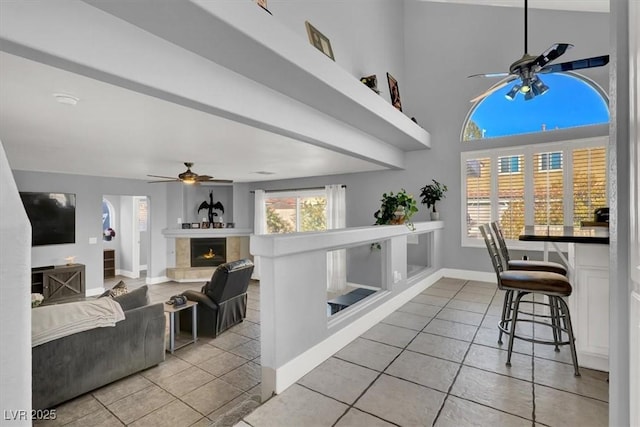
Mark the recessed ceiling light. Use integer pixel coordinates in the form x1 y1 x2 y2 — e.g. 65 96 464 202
52 93 79 106
254 171 276 175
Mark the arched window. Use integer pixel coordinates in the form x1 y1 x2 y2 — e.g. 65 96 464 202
463 73 609 140
461 73 609 245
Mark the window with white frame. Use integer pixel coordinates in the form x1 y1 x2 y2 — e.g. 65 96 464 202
263 189 327 234
461 137 608 245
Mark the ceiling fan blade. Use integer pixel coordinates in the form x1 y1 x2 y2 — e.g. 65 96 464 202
468 72 510 79
147 179 180 183
209 179 233 184
195 175 213 181
470 76 517 103
533 43 573 68
147 174 178 180
539 55 610 74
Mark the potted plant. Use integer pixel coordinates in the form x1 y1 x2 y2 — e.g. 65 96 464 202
374 189 419 229
419 179 448 220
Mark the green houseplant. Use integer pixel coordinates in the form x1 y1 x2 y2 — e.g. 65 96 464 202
419 179 448 220
374 189 419 228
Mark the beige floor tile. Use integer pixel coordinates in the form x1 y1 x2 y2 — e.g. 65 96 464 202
412 294 451 307
386 350 459 392
229 339 260 360
335 337 403 371
92 374 153 406
533 342 577 365
398 301 442 317
39 394 104 426
381 311 432 331
355 374 445 426
454 291 494 304
245 308 260 323
107 385 174 424
407 332 470 363
199 351 249 377
461 284 498 296
533 358 609 402
230 322 260 339
153 366 215 397
424 318 478 342
298 357 379 404
435 395 531 427
446 299 489 314
422 287 458 298
173 342 224 365
464 280 496 289
450 366 533 420
129 399 202 427
219 362 261 391
63 406 124 427
335 408 396 426
206 331 251 350
463 344 532 381
433 280 466 291
208 396 261 427
361 323 419 348
535 384 608 427
244 384 348 427
140 355 192 382
473 327 533 355
207 392 260 422
436 307 484 326
480 314 503 330
182 378 245 415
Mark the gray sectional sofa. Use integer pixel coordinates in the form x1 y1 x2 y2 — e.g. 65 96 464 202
32 285 166 410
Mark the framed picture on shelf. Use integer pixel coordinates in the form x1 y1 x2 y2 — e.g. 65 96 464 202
191 223 201 229
387 73 402 112
305 21 334 60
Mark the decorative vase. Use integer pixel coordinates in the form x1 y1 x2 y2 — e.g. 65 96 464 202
430 211 440 221
391 207 406 225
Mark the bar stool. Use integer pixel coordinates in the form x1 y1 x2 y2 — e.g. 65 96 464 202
491 222 567 275
479 224 580 376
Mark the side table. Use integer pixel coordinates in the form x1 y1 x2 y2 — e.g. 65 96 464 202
164 300 198 353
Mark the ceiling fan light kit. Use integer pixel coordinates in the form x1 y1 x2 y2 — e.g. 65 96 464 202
470 0 609 103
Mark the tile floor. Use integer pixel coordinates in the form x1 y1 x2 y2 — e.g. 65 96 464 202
36 276 608 427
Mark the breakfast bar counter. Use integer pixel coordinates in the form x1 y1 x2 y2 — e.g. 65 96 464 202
519 225 610 371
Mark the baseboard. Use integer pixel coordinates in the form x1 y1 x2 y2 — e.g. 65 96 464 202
439 268 495 283
264 268 445 398
146 275 170 285
116 269 136 278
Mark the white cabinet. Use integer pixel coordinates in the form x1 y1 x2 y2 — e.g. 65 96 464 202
568 243 610 371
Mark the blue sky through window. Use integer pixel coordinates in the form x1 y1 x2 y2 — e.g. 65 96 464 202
468 73 609 139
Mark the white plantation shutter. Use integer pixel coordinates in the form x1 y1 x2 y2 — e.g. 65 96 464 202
572 147 607 226
462 139 607 246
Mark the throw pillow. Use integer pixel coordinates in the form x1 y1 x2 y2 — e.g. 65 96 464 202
113 285 149 311
111 280 128 297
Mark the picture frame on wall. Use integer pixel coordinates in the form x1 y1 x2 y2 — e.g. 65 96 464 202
305 21 335 60
387 73 403 112
255 0 272 14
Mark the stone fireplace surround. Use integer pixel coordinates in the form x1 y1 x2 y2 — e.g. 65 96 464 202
163 229 251 282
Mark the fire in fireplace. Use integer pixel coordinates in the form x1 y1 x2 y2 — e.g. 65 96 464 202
190 238 226 267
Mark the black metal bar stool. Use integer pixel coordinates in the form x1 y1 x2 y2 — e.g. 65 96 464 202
480 224 580 376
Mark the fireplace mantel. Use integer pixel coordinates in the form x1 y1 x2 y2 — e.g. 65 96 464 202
162 228 252 238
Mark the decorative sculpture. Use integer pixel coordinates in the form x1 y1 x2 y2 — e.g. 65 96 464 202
198 191 225 224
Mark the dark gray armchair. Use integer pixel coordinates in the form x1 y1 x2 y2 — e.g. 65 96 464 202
179 259 254 337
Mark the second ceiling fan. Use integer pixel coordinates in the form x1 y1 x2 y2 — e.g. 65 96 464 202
469 0 609 103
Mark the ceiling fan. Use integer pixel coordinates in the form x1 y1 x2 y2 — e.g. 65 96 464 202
469 0 609 103
147 162 232 184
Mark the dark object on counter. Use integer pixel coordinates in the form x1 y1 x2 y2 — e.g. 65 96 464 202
594 207 609 223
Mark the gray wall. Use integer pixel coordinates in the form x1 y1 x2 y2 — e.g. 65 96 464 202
238 2 609 274
12 170 168 293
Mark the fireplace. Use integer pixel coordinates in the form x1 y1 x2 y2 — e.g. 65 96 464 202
190 238 226 267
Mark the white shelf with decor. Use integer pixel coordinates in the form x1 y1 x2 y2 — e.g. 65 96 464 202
87 0 431 151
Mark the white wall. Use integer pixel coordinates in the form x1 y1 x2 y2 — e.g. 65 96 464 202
237 3 610 276
269 0 407 109
0 141 31 424
12 170 169 292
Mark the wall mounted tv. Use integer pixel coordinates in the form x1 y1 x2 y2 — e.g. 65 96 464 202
19 192 76 246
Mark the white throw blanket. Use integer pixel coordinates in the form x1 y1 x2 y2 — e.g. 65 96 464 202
32 298 125 347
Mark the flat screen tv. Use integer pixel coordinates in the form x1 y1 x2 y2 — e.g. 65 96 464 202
19 192 76 246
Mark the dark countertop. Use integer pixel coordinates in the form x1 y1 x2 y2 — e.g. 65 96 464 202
519 225 610 244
